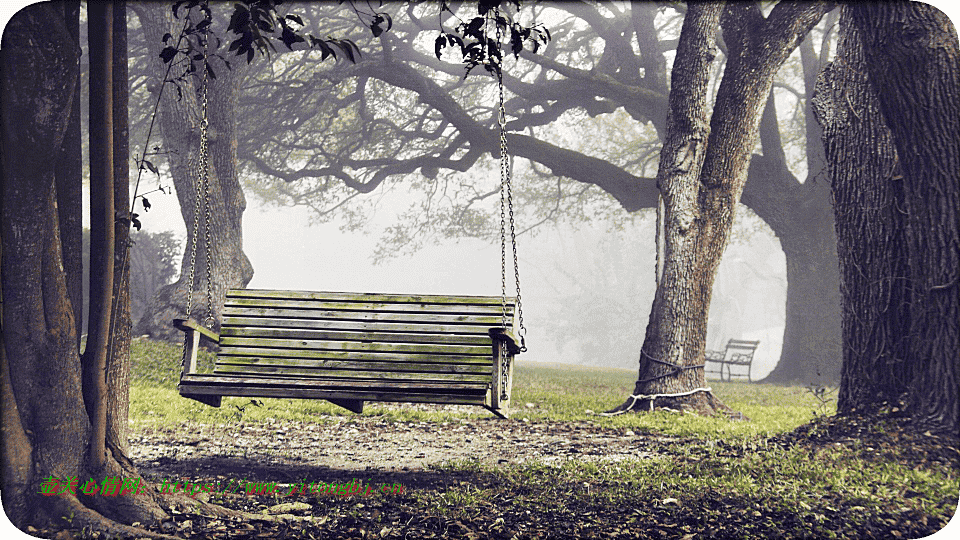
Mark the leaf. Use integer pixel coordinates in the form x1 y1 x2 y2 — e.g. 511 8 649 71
131 213 142 231
285 14 304 26
142 197 151 211
143 159 159 175
435 35 446 59
159 46 179 64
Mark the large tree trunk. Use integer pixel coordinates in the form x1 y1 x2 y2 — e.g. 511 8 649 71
814 12 908 412
133 4 254 341
2 4 171 532
611 2 828 415
742 20 843 385
816 4 959 434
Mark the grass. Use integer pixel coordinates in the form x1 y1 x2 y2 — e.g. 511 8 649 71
129 337 958 538
130 338 833 439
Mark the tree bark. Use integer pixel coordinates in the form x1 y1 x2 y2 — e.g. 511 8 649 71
83 0 114 473
55 0 84 344
611 2 829 415
2 4 172 531
107 0 133 458
133 4 254 341
816 3 959 434
2 2 90 523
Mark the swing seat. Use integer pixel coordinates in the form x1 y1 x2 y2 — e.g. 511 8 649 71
174 289 519 418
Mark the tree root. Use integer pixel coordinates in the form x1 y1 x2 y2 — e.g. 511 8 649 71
605 391 749 420
44 494 181 540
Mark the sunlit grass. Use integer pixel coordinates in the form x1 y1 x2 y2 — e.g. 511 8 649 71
130 339 831 439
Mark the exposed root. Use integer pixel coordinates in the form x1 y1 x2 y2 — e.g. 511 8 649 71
44 494 181 540
604 391 748 420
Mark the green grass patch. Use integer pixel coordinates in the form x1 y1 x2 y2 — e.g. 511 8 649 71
130 340 831 439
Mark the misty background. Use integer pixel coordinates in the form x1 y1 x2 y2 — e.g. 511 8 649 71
99 186 786 378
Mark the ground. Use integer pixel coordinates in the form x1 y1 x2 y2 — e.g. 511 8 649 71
27 403 959 539
118 403 957 539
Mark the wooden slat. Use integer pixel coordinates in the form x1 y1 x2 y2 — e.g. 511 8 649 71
213 365 491 383
180 373 490 392
219 336 490 356
214 356 491 374
222 306 510 327
179 385 490 405
225 296 512 315
220 326 493 346
227 289 514 306
216 347 493 365
222 316 500 336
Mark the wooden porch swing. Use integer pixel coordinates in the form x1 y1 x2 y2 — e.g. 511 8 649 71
173 26 526 419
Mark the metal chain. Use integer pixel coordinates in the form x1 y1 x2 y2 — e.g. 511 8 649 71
182 19 210 369
495 8 526 355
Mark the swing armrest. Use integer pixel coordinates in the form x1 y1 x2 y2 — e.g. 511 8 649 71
489 327 522 355
173 318 220 343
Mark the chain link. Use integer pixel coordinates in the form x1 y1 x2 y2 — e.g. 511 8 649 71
182 15 212 370
494 7 526 367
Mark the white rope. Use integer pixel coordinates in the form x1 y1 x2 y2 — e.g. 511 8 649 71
599 387 713 417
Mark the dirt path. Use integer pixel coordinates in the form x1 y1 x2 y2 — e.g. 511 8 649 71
129 406 669 483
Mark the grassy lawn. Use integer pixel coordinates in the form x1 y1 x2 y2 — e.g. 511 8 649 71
129 338 958 539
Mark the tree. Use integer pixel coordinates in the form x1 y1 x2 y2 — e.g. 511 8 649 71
218 2 841 383
600 2 829 415
814 3 959 434
1 1 343 533
129 230 182 324
131 2 255 341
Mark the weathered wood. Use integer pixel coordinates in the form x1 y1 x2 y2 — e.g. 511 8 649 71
174 290 519 417
222 316 498 336
214 356 492 374
217 347 493 365
227 289 508 305
213 365 492 383
219 336 490 356
173 318 220 342
180 373 491 392
222 306 508 326
221 326 494 346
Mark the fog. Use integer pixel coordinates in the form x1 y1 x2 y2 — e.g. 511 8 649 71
137 191 786 379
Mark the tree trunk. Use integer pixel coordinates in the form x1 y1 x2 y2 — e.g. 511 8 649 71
133 4 254 341
816 4 959 434
1 2 91 523
2 4 172 531
107 0 133 458
814 13 908 411
744 155 842 384
612 2 829 415
83 0 114 473
55 0 84 344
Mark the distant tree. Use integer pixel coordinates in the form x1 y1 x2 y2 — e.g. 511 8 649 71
130 230 181 326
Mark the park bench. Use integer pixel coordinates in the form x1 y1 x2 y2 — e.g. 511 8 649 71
175 289 520 418
704 339 760 382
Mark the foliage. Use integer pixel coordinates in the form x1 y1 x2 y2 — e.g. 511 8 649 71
161 0 362 82
435 0 550 77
